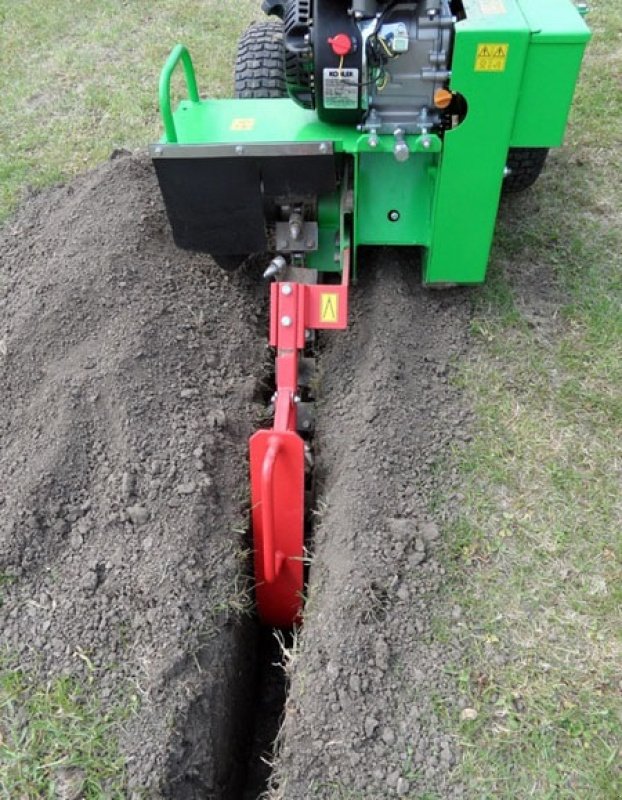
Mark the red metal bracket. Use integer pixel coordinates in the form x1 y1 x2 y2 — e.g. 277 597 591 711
249 251 350 626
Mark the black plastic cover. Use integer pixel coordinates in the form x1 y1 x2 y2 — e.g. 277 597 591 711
153 153 337 254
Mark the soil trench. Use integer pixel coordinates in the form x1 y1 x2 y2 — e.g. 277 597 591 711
271 251 473 798
1 154 473 799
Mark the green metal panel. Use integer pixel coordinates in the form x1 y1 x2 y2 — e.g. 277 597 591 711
168 98 342 147
511 42 589 147
424 0 530 284
307 194 341 273
511 0 591 147
153 0 589 286
355 153 435 247
518 0 591 43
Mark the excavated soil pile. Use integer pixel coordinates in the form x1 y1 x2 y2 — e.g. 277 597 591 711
273 252 472 798
0 153 266 798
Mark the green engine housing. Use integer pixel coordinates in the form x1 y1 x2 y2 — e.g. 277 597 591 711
151 0 590 285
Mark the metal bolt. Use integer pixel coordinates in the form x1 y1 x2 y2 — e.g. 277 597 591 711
281 284 292 296
293 395 301 404
393 129 410 163
422 136 431 149
263 255 287 279
388 210 401 222
302 420 311 429
154 146 163 156
235 145 245 155
503 166 512 178
319 142 329 154
281 316 292 327
368 130 379 148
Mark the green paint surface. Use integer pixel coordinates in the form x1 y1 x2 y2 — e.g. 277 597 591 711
155 0 590 285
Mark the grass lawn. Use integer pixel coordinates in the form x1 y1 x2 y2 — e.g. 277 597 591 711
0 660 136 798
1 1 620 798
442 2 622 796
0 0 260 222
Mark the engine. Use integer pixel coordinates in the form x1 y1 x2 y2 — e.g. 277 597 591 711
271 0 462 134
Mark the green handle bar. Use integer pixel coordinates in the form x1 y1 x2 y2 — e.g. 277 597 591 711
159 45 200 144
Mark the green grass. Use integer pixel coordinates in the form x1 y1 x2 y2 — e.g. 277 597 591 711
441 3 622 797
0 661 137 798
0 0 259 222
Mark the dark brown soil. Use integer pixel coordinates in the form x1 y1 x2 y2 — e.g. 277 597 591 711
0 153 267 798
271 252 473 798
1 153 476 800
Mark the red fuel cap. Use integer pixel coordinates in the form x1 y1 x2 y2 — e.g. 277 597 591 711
328 34 353 57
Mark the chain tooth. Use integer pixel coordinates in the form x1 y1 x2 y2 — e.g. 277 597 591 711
298 356 316 389
296 401 315 434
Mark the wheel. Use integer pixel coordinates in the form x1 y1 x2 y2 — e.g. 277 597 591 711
503 147 549 194
212 23 287 272
235 21 287 99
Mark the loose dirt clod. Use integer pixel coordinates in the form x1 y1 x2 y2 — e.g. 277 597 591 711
0 153 265 797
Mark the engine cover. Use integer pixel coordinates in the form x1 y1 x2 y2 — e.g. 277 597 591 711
283 0 456 133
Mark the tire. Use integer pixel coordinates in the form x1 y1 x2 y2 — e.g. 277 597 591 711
235 21 287 99
503 147 549 194
213 24 287 272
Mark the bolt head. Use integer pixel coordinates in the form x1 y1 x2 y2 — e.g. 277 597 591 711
394 143 410 163
235 145 244 155
281 284 292 296
281 315 292 327
319 143 329 154
388 210 401 222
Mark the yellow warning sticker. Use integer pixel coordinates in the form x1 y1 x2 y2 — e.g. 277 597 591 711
475 43 509 72
479 0 506 14
230 118 256 131
320 293 339 324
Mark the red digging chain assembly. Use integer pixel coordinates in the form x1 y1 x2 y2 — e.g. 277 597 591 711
249 252 351 627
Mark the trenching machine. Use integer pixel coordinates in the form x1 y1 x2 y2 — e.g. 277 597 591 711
150 0 590 626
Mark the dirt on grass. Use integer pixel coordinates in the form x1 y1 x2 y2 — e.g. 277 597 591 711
2 153 474 799
0 152 267 798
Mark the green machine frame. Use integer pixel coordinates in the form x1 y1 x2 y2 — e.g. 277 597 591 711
151 0 590 285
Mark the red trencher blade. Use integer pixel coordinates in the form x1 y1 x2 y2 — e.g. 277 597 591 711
249 429 305 627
